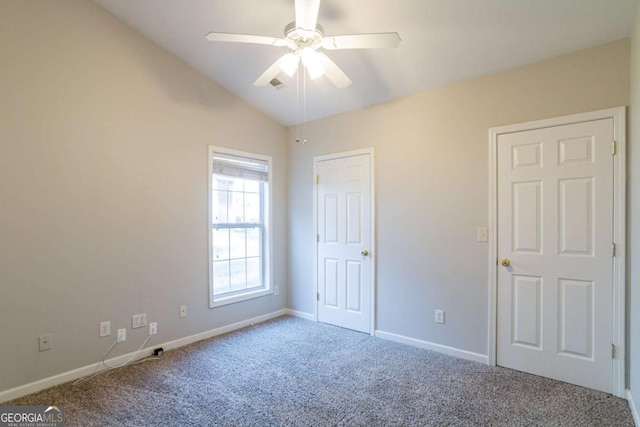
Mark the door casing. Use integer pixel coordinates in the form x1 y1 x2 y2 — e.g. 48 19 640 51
488 107 626 398
313 148 376 335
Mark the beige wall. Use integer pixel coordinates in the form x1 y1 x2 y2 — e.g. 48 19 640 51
0 0 287 393
629 4 640 408
288 40 630 355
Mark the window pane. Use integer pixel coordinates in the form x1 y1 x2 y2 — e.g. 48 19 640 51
213 261 230 294
227 191 244 223
210 150 270 305
227 176 244 192
246 227 260 257
229 228 246 259
212 190 228 223
244 192 260 223
211 176 228 191
246 257 261 288
212 228 229 260
229 259 246 291
244 179 260 193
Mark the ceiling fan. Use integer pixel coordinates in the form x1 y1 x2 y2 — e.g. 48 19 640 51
205 0 401 88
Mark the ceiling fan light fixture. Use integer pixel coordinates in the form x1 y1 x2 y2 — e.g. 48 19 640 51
300 47 324 79
280 52 299 77
307 64 324 79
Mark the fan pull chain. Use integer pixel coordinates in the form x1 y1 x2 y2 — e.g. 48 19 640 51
302 69 307 144
295 62 300 143
295 66 307 144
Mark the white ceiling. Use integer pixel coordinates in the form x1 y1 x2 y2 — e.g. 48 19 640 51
94 0 639 126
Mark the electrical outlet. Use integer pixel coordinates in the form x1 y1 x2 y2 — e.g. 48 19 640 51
149 322 157 336
132 313 147 329
179 305 187 318
274 286 279 296
435 309 445 324
38 334 52 352
117 328 126 342
99 321 111 337
477 227 488 242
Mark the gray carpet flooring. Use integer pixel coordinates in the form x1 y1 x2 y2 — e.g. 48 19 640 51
6 316 634 426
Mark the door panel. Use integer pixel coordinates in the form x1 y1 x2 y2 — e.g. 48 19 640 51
558 178 593 255
317 153 372 333
512 181 542 253
558 279 593 359
497 118 613 393
324 259 339 307
346 261 362 312
511 275 542 349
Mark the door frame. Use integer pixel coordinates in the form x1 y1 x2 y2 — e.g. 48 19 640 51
487 107 626 398
313 148 376 335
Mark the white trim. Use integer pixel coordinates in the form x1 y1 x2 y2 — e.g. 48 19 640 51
284 309 315 321
208 146 274 308
0 309 287 403
313 148 376 335
375 330 488 364
628 389 640 427
312 158 319 323
487 107 627 398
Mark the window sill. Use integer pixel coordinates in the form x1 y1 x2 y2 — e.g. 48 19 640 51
210 288 273 308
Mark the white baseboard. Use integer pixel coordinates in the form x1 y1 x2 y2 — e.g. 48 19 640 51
628 389 639 427
284 309 315 321
0 309 288 403
375 329 488 364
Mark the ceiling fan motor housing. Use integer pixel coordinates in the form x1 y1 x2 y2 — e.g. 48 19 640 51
284 21 325 51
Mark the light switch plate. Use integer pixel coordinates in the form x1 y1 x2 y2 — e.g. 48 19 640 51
477 227 488 242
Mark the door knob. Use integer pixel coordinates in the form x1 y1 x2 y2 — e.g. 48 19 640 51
361 250 369 256
501 258 511 267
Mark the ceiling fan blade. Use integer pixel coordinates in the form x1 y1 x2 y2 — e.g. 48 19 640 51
205 32 286 47
253 54 290 87
322 33 401 50
317 53 352 88
295 0 321 31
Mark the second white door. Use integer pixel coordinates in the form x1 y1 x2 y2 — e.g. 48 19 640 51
497 118 614 393
316 151 372 333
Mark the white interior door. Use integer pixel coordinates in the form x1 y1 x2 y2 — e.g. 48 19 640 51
316 152 372 333
497 118 614 393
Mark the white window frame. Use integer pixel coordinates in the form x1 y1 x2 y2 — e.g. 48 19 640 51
208 146 273 308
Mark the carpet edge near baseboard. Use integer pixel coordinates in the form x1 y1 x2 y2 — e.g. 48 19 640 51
627 389 640 426
0 308 289 403
374 329 488 364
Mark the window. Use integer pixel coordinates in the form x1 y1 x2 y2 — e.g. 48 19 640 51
208 147 272 307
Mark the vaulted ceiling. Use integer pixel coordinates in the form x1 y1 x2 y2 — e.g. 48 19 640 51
95 0 639 126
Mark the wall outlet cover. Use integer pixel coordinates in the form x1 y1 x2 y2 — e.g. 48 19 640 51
99 321 111 337
132 313 147 329
38 334 52 352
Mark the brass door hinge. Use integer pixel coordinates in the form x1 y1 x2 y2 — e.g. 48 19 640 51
612 140 617 155
612 242 616 257
611 344 616 358
316 174 319 184
317 292 320 301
